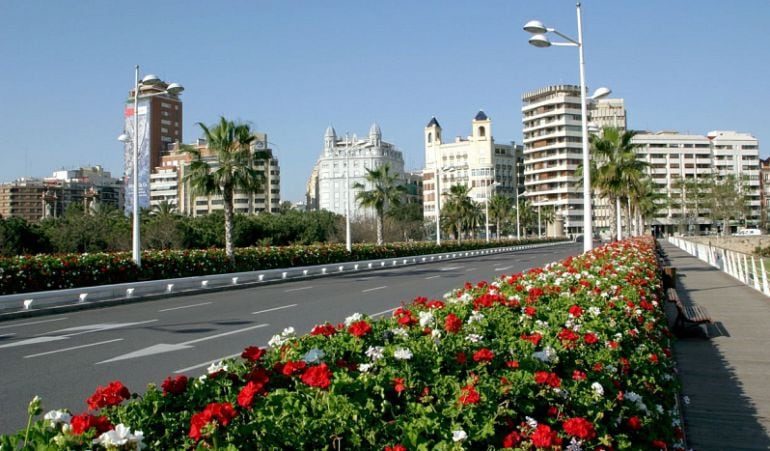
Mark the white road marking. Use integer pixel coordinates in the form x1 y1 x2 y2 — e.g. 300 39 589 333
38 320 159 337
252 304 297 315
494 265 514 271
370 307 398 318
0 317 68 330
0 336 67 349
285 286 314 292
159 302 212 312
96 323 269 364
173 353 241 374
362 286 387 293
440 266 463 271
424 275 440 280
24 339 124 359
0 333 16 339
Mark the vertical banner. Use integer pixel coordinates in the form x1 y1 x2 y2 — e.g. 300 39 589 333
123 98 151 214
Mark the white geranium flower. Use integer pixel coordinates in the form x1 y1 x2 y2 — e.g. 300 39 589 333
591 382 604 397
358 363 373 373
43 410 71 428
390 328 408 338
207 361 228 374
533 346 557 363
525 416 538 428
430 329 442 343
365 346 385 361
268 326 297 348
566 438 583 451
418 311 434 328
467 310 484 324
465 334 484 343
625 391 642 403
344 313 362 326
303 348 325 364
393 347 413 360
588 306 601 316
452 430 468 442
94 424 144 449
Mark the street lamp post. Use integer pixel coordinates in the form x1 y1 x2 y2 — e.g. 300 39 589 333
435 165 459 246
524 4 610 253
345 134 352 252
515 162 521 240
118 65 183 268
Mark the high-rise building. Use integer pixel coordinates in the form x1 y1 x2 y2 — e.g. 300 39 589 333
632 130 760 235
121 75 183 213
521 85 626 237
422 112 523 226
308 124 406 218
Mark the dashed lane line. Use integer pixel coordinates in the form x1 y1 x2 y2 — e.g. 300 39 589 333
25 339 124 359
0 317 68 330
362 286 388 293
159 302 212 312
252 304 298 315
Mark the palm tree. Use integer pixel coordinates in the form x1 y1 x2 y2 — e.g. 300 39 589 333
150 200 177 217
488 194 512 240
579 127 646 241
352 164 406 245
442 184 474 241
182 117 263 265
540 205 556 237
634 177 664 235
516 199 535 237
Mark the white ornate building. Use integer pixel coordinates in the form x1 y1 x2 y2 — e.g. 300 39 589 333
307 124 406 218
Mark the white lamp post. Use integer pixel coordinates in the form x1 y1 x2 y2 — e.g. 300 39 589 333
525 5 610 253
515 162 522 240
345 134 352 252
118 65 183 268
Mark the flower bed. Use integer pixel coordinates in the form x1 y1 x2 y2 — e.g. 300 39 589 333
1 237 684 450
0 238 561 296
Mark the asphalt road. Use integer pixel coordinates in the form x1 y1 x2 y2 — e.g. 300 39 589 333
0 242 582 434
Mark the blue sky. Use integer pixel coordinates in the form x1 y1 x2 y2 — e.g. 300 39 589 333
1 1 767 202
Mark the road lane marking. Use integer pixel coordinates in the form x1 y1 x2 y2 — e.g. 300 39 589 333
159 302 212 312
0 336 68 349
362 286 387 293
173 353 241 374
494 265 514 271
252 304 297 315
24 339 124 359
38 320 159 337
285 286 314 292
370 307 398 318
0 317 68 330
440 266 463 271
0 333 15 339
96 323 269 364
424 275 440 280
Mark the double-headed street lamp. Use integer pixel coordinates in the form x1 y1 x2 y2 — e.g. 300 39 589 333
484 171 501 243
524 3 610 253
118 65 183 268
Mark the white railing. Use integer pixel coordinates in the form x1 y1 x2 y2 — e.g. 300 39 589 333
0 241 568 315
668 236 770 296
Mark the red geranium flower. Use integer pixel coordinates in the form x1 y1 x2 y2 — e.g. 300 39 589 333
301 363 332 389
189 402 238 441
71 413 113 435
86 381 130 410
310 323 337 337
558 328 580 342
282 360 307 376
237 380 267 409
572 370 587 380
568 304 583 317
393 377 407 394
502 430 522 448
473 348 494 363
241 346 266 362
562 417 597 439
456 352 467 364
534 371 561 388
161 375 188 396
458 384 480 405
531 424 559 448
627 416 642 431
583 332 599 344
444 313 463 333
348 320 372 337
385 445 407 451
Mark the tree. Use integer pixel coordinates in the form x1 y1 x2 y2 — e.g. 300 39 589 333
579 127 646 240
488 194 512 241
515 199 535 237
540 205 556 237
704 174 746 236
634 177 664 235
352 164 406 245
182 117 264 265
442 184 474 242
386 201 424 241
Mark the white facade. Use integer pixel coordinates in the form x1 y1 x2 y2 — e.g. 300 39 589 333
149 167 179 207
521 85 626 237
309 124 405 218
423 112 521 220
632 130 760 233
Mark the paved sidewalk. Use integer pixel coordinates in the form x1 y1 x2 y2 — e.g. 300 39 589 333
660 240 770 450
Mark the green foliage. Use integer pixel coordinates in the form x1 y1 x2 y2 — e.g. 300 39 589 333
353 164 407 245
0 238 683 449
0 216 51 256
40 204 130 253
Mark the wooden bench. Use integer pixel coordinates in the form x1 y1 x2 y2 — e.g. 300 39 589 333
666 287 712 332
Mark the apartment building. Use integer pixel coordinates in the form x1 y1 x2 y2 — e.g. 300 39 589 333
422 112 523 223
521 85 626 237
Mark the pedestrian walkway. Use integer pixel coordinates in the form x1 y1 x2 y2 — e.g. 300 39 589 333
660 240 770 450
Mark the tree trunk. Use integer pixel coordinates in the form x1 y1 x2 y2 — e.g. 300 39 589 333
376 212 384 245
609 194 618 242
223 188 235 267
625 199 632 237
496 219 501 241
